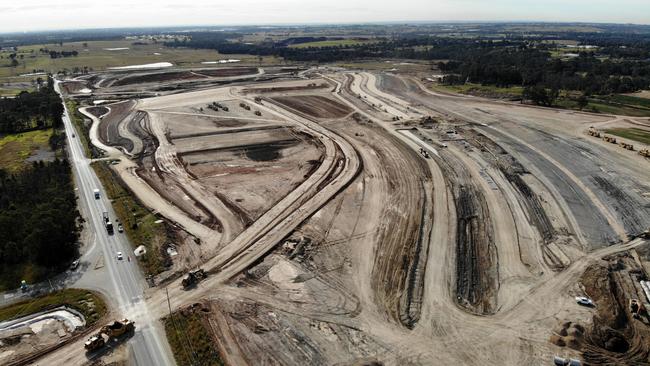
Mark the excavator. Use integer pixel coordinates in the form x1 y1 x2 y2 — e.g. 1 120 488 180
84 319 135 352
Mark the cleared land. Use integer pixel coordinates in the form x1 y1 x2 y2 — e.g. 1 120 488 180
37 64 650 366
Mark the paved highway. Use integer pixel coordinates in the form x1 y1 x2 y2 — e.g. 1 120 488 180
55 80 175 365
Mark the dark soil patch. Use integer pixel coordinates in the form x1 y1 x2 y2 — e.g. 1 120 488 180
244 142 291 161
112 71 205 86
271 95 352 119
196 67 258 77
86 106 108 118
243 83 329 94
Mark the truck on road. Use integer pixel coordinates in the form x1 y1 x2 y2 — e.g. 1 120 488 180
103 212 114 235
93 188 100 199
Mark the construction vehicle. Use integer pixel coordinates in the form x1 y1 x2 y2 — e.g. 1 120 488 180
182 269 207 289
620 142 634 150
419 147 430 159
84 334 105 351
102 319 135 337
640 148 650 158
629 299 647 319
603 135 617 144
587 128 601 138
84 319 135 352
102 212 114 235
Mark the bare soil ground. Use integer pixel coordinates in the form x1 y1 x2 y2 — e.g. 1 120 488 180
47 67 650 366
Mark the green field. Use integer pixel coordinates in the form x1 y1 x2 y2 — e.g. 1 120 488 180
587 95 650 117
0 40 281 86
91 161 169 276
164 309 224 366
0 288 107 326
0 129 52 172
605 127 650 145
290 38 378 48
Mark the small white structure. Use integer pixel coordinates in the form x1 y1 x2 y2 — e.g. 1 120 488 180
134 245 147 257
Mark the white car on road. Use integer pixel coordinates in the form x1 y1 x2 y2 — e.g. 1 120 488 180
117 251 123 260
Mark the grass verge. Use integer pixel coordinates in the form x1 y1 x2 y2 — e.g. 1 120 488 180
605 127 650 145
65 100 94 158
91 161 169 275
431 83 523 98
0 129 52 172
0 288 107 326
163 309 224 366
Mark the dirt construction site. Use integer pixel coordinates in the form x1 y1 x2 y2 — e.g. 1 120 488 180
52 65 650 365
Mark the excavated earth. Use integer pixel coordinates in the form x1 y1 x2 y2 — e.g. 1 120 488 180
51 67 650 366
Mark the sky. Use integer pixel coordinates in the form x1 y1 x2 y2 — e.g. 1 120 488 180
1 0 649 33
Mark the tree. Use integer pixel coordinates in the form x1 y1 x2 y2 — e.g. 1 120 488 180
523 85 557 107
577 94 589 110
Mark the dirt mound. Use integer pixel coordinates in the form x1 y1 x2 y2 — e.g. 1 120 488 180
551 321 585 350
550 335 566 347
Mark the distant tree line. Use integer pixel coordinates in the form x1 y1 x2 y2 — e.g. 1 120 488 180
0 75 63 133
166 33 650 101
0 160 81 288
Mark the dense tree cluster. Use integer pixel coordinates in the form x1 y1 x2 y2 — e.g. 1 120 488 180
439 47 650 96
0 160 81 288
39 48 79 59
0 76 63 133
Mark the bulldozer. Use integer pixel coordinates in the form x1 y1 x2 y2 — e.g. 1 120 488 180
620 142 634 150
639 148 650 158
603 135 617 144
182 269 207 289
84 319 135 352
